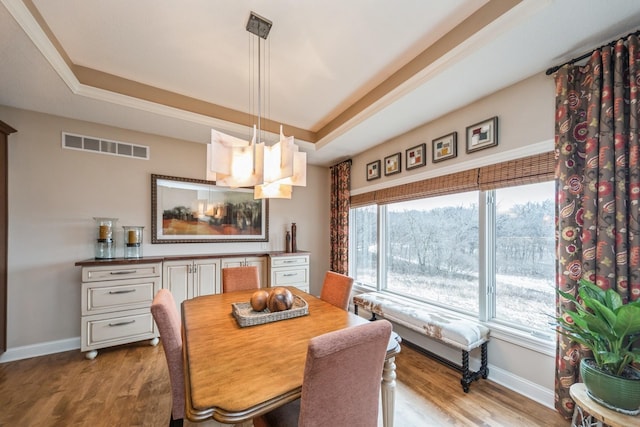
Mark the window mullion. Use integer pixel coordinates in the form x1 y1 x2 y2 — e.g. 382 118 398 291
378 204 386 291
479 191 496 322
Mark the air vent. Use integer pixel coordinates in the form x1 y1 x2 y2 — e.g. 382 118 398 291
62 132 149 160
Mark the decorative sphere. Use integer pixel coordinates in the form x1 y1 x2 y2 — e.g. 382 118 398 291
267 287 294 312
250 290 270 312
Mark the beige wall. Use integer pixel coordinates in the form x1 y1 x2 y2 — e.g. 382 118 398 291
1 105 330 349
351 72 555 192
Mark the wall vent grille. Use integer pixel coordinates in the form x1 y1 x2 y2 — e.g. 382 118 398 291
62 132 149 160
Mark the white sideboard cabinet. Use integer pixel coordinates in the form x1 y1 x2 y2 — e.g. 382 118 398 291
76 252 307 359
269 253 310 292
78 260 162 359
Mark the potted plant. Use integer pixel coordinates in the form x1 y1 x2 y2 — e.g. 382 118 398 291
556 277 640 413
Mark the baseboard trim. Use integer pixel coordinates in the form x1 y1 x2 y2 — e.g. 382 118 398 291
0 337 80 363
485 363 555 409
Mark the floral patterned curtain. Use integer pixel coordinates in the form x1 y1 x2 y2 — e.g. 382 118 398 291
554 36 640 417
329 160 352 274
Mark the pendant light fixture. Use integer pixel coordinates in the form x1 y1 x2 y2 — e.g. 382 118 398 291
207 11 307 199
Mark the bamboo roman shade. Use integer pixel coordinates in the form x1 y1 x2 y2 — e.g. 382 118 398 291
478 151 555 190
351 151 554 207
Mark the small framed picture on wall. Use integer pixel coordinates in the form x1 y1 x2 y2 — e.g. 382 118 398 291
432 132 457 163
384 153 401 176
466 116 498 153
366 160 381 181
405 143 426 170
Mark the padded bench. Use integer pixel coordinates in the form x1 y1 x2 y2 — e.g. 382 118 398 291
353 292 490 392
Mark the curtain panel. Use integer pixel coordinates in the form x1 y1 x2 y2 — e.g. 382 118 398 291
329 160 352 274
554 35 640 418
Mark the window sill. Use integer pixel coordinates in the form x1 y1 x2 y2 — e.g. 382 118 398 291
483 320 555 357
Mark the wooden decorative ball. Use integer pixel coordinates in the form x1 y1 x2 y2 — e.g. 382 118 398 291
250 290 270 312
267 287 294 312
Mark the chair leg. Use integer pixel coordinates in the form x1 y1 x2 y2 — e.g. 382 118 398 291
169 416 183 427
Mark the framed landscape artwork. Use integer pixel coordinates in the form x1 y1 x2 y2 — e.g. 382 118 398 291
466 116 498 153
432 132 457 163
366 160 381 181
405 143 426 170
151 174 268 243
384 152 401 176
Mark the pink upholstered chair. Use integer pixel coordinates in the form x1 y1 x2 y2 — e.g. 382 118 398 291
150 289 185 427
254 319 392 427
222 266 260 293
319 271 354 311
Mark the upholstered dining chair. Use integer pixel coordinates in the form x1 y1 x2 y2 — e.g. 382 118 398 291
319 271 354 311
222 266 261 293
151 290 245 427
253 319 392 427
151 289 185 427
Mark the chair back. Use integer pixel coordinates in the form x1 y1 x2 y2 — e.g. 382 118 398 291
298 320 392 427
222 266 261 292
150 289 184 422
319 271 354 310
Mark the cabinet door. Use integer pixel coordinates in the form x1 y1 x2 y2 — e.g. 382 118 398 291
162 261 192 313
193 259 220 296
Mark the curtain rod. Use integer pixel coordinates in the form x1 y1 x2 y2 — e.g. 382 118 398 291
545 29 640 75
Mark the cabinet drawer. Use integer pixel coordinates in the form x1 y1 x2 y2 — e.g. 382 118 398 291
82 277 160 315
81 309 156 351
82 262 161 282
271 255 309 268
272 268 309 286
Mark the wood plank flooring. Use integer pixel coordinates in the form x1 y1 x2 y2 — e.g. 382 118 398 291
0 341 570 427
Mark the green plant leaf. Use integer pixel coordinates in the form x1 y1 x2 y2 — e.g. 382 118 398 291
614 304 640 336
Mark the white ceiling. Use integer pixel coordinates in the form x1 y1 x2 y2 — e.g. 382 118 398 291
1 0 640 166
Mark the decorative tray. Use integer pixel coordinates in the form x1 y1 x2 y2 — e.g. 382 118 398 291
232 295 309 327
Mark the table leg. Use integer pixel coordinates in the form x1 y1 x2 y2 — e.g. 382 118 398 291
381 356 397 427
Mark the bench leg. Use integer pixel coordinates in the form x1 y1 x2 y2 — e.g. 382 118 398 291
353 305 378 321
460 342 489 393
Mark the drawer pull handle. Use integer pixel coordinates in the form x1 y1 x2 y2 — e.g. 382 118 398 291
283 260 296 263
108 320 136 327
110 270 137 275
108 289 136 295
283 273 297 277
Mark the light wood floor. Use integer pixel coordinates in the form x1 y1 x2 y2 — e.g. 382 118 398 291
0 341 570 427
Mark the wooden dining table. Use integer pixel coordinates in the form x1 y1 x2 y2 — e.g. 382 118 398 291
181 286 401 426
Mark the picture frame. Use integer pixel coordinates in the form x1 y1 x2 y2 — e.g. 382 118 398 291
151 174 268 243
384 152 402 176
432 132 457 163
405 143 426 170
466 116 498 153
366 160 381 181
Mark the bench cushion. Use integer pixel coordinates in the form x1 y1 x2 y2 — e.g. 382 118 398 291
353 292 490 351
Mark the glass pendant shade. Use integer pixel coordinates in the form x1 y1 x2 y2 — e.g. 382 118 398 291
254 182 293 199
207 128 264 188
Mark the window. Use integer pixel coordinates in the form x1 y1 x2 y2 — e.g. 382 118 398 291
350 180 555 338
384 192 479 313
